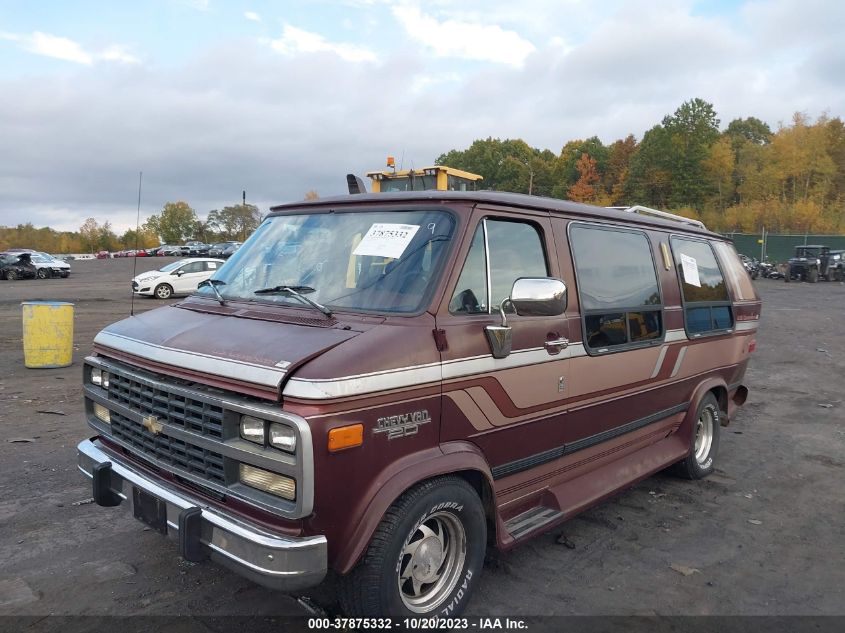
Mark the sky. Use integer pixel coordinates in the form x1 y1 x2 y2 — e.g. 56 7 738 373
1 0 843 234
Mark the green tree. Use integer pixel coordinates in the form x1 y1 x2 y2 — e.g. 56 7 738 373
626 124 674 207
662 98 721 208
144 201 198 244
725 117 773 147
206 204 262 241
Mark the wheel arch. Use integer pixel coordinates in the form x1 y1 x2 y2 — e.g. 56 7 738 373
333 441 495 574
678 378 729 449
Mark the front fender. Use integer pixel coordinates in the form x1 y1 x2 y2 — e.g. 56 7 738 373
333 440 494 574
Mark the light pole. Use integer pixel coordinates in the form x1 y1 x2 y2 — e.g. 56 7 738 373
523 160 534 196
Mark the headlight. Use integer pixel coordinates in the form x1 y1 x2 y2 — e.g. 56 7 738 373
269 423 296 453
240 415 265 444
91 368 109 389
239 464 296 500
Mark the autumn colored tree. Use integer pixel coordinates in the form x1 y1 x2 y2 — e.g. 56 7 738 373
567 154 600 203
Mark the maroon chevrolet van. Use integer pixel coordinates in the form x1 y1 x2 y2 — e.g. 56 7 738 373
78 192 760 617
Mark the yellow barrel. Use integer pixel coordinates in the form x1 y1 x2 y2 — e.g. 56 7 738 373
21 301 74 368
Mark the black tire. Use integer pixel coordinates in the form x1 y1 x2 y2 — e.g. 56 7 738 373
807 268 819 283
337 476 486 618
6 269 18 281
154 283 173 299
672 393 721 480
36 267 50 279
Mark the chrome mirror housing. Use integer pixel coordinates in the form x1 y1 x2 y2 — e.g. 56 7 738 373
510 278 567 317
484 278 566 359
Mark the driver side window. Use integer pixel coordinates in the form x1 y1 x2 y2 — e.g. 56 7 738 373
449 218 548 315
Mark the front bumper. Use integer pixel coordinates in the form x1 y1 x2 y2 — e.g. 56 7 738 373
77 438 327 592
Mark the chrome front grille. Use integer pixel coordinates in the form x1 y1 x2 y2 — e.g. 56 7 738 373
108 371 224 438
110 410 226 484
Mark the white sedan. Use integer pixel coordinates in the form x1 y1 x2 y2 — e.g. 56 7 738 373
132 258 225 299
31 252 72 278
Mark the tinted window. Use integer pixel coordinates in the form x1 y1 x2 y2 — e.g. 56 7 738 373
570 226 661 310
671 237 733 335
571 225 663 351
671 238 729 302
449 219 548 315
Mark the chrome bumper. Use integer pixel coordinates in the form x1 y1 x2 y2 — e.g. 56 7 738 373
77 438 327 592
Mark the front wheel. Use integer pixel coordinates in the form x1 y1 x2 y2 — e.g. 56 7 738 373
36 267 50 279
807 268 819 283
673 393 721 479
338 476 486 618
6 269 18 280
154 283 173 299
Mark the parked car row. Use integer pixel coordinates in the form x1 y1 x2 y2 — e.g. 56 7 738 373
0 250 71 280
97 241 242 259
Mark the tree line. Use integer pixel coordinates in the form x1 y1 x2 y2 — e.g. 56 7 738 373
437 98 845 233
3 97 843 253
0 202 263 253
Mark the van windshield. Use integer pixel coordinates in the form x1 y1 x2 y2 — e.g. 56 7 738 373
197 209 455 314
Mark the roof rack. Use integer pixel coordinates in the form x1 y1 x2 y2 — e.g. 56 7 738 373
607 205 706 230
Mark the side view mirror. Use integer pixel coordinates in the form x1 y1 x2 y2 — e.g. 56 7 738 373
485 278 567 359
174 270 184 276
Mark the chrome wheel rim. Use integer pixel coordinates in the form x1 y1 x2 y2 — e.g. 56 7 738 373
397 511 467 613
694 407 715 464
156 285 171 299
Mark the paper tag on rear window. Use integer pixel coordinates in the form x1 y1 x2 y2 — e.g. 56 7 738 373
353 223 420 259
680 254 701 287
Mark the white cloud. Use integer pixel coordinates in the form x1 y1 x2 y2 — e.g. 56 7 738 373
99 45 141 65
244 11 261 22
1 31 93 64
268 25 376 63
391 4 536 67
1 31 140 65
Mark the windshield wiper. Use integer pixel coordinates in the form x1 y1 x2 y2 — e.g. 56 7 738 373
253 285 333 317
197 279 227 306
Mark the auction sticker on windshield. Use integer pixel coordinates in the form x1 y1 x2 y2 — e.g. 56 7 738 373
353 224 420 259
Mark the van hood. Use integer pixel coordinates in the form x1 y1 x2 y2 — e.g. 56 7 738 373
93 304 361 392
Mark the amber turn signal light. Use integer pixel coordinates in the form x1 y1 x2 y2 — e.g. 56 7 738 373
328 424 364 452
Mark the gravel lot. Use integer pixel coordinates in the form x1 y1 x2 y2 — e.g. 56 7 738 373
1 258 843 617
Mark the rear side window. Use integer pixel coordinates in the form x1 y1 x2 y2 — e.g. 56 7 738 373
449 219 548 315
671 237 733 336
712 241 756 301
570 225 663 352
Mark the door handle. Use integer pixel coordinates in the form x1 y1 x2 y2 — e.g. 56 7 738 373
544 337 569 353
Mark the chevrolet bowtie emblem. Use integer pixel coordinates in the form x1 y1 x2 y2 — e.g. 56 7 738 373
142 415 163 435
